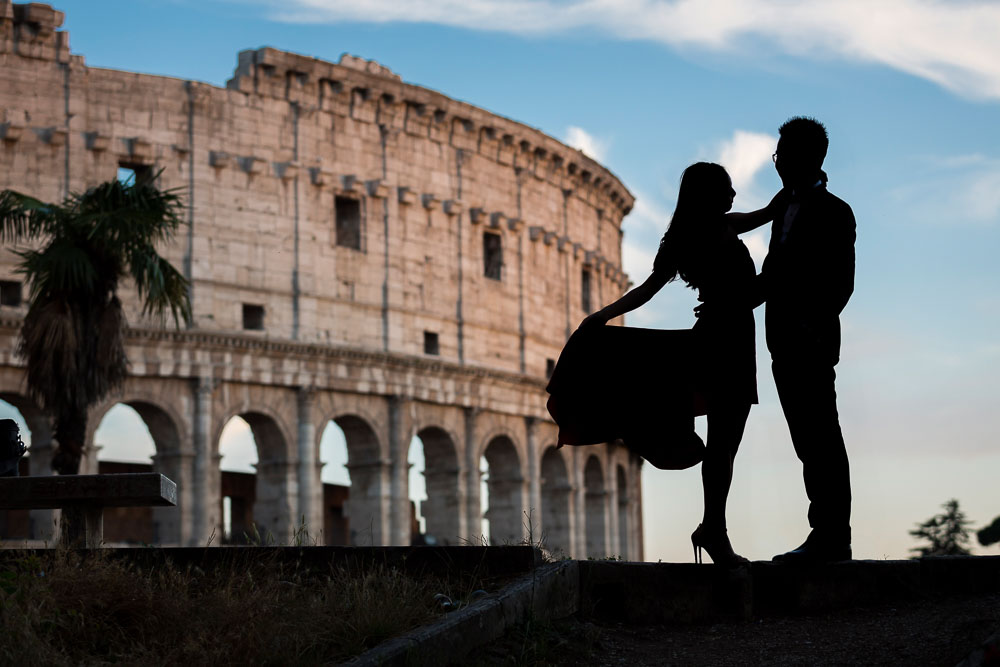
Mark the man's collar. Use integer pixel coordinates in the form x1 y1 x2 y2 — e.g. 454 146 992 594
790 171 828 198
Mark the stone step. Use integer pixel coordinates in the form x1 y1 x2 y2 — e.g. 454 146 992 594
579 556 1000 624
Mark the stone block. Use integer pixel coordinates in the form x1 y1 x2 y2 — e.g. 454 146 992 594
0 122 23 142
39 126 66 146
469 207 485 224
275 161 299 180
397 186 417 205
341 174 360 193
422 193 439 210
309 166 334 186
528 226 544 242
366 179 389 198
209 150 230 169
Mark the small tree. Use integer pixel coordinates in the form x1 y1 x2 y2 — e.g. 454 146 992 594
909 498 972 557
0 173 191 475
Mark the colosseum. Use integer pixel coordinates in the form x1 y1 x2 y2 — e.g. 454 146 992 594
0 3 643 558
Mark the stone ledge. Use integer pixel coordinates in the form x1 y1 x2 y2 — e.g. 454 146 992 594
579 556 1000 624
0 472 176 510
0 545 543 579
349 559 579 666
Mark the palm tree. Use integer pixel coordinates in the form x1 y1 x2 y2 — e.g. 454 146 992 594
0 172 191 474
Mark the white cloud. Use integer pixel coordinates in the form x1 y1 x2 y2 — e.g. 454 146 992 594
563 126 607 162
265 0 1000 101
620 236 655 283
716 130 776 195
889 153 1000 226
714 129 778 211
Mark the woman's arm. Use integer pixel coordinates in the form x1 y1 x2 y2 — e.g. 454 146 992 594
726 189 787 234
579 271 670 328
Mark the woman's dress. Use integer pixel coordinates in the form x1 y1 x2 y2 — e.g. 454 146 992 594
545 234 758 470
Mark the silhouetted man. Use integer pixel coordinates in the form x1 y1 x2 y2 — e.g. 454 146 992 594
735 117 856 562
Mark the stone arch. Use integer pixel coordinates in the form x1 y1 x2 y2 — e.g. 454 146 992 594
215 405 296 544
214 402 295 462
482 434 524 545
0 391 53 540
0 391 51 457
413 425 461 545
584 454 607 558
317 412 386 546
85 398 184 544
540 445 571 556
616 463 629 560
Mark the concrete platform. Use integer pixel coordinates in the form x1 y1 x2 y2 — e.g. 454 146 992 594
579 556 1000 624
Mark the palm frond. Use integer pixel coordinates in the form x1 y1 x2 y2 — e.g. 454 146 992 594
0 189 56 243
74 172 185 250
129 248 192 327
14 240 100 302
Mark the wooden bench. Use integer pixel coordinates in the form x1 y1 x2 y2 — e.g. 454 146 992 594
0 473 177 547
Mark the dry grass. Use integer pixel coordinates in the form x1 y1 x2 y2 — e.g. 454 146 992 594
0 549 471 665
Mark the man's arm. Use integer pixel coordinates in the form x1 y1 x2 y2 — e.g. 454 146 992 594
828 204 856 315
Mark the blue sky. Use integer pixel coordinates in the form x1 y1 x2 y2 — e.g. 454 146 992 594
5 0 1000 560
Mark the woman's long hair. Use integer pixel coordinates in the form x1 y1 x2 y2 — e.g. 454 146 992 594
652 162 732 287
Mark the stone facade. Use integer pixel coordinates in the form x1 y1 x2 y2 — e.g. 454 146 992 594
0 3 643 558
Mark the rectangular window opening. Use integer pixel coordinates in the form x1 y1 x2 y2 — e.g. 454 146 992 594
117 161 152 186
581 269 592 313
335 196 362 250
483 232 502 281
242 303 265 331
423 331 440 356
0 280 22 307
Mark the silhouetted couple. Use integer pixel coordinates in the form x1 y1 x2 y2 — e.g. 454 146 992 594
552 117 855 566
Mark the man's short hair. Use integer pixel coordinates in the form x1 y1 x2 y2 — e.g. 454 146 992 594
779 117 829 166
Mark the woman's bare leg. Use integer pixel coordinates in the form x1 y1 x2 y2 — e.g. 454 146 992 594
701 400 751 530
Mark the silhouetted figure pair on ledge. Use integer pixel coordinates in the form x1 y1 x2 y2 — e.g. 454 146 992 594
547 117 856 566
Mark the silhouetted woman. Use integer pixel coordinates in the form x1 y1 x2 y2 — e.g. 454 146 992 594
580 162 767 566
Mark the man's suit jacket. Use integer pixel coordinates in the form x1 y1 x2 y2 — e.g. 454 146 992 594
761 184 856 365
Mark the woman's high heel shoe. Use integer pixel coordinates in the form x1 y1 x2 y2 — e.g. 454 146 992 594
691 524 749 568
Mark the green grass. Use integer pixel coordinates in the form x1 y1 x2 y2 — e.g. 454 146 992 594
0 548 479 665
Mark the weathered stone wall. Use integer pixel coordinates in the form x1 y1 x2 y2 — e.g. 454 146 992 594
0 3 643 558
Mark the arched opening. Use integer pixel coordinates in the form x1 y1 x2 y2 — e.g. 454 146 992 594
219 416 256 543
584 455 607 558
414 426 460 545
408 435 426 542
540 446 571 557
0 397 35 540
320 414 384 546
93 402 183 544
95 404 156 465
617 464 629 560
318 420 349 545
481 435 524 545
218 412 292 543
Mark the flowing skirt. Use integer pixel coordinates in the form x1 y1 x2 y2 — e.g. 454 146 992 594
545 325 705 470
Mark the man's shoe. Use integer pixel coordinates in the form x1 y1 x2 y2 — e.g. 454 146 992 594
772 542 852 563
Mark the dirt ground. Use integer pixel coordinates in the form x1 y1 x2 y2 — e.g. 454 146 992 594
475 592 1000 666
